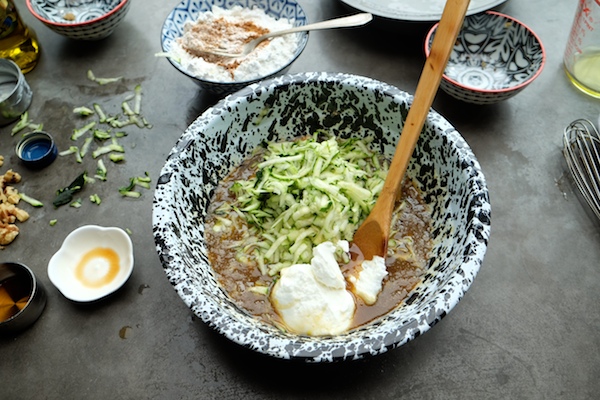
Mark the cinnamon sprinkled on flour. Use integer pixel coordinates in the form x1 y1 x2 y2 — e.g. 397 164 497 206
170 6 298 83
180 17 269 76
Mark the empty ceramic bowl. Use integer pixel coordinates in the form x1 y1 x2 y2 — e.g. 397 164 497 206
425 11 546 105
26 0 130 40
0 262 47 335
153 72 491 362
48 225 134 302
161 0 308 96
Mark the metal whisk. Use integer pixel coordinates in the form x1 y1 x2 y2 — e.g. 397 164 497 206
563 119 600 221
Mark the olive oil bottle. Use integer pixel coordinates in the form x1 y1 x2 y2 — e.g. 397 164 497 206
0 0 40 74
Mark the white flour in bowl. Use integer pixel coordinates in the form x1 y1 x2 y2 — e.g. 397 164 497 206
169 6 299 83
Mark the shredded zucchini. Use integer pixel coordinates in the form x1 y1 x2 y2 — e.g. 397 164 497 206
18 193 43 207
70 198 82 208
87 69 122 85
11 112 29 135
71 121 96 141
73 106 94 116
89 193 102 205
95 159 107 181
92 138 124 158
118 173 151 198
215 133 388 276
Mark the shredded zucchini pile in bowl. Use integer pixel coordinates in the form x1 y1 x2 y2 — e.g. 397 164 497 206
213 133 388 276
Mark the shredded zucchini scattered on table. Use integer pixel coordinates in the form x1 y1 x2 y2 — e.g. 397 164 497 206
213 132 389 276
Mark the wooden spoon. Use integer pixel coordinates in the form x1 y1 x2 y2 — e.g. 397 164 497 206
351 0 471 261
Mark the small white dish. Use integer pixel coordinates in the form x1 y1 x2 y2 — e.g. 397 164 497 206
48 225 134 302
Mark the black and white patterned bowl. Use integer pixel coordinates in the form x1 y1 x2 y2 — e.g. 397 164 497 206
152 72 491 362
26 0 130 40
160 0 308 96
425 11 545 105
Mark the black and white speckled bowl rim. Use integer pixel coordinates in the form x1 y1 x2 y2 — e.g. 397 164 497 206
160 0 309 89
152 72 491 362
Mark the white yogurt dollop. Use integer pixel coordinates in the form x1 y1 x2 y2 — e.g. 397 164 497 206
271 241 355 336
271 240 389 335
348 256 387 305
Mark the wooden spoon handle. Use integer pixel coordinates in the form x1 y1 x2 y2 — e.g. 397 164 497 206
352 0 471 260
386 0 470 197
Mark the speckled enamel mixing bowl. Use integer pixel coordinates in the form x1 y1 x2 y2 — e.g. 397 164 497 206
425 11 545 105
160 0 308 96
152 72 491 362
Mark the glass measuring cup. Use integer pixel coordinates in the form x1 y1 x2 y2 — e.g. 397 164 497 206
564 0 600 98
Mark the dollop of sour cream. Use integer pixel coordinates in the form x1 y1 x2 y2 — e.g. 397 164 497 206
271 241 355 336
348 256 387 306
271 240 389 335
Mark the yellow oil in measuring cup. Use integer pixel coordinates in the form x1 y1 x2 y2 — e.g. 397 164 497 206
564 0 600 98
569 51 600 94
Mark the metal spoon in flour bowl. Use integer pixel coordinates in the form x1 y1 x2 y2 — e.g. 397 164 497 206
199 12 373 58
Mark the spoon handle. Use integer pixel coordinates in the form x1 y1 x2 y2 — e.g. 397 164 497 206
351 0 471 260
386 0 470 194
258 13 373 41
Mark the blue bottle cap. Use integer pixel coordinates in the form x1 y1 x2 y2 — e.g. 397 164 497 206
15 131 58 169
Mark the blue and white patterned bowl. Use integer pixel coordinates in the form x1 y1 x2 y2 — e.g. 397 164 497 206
160 0 308 96
425 11 545 105
26 0 130 40
152 72 491 362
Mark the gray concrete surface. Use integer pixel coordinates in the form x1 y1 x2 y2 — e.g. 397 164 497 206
1 0 599 399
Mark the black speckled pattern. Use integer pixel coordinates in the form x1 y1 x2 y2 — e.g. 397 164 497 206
152 72 491 363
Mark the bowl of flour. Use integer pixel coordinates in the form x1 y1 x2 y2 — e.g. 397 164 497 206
161 0 308 96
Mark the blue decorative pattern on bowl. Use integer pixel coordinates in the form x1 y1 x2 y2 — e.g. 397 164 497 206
26 0 130 40
152 72 492 362
160 0 308 96
425 11 545 105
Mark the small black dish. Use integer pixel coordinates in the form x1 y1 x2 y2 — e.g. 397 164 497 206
15 131 58 169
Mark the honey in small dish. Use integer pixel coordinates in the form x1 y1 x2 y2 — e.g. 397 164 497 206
48 225 134 303
74 247 121 288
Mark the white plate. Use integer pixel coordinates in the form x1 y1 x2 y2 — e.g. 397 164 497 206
338 0 508 22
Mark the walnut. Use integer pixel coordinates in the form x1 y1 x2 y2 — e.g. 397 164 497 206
2 169 21 184
0 223 19 246
4 186 20 204
0 205 16 224
14 207 29 222
0 164 31 247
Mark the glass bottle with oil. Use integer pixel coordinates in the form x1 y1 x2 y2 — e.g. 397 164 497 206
564 0 600 98
0 0 40 74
